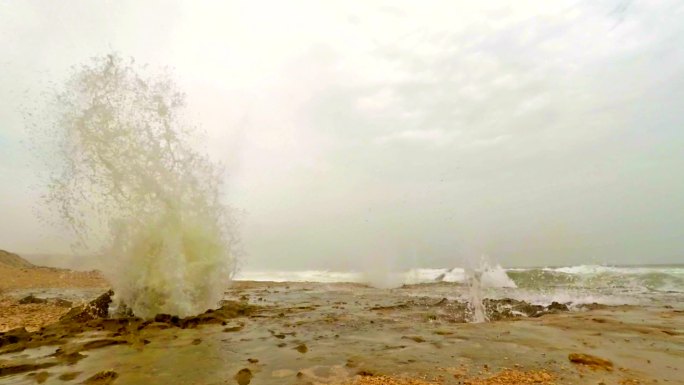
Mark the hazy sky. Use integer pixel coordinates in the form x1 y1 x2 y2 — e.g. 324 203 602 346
1 1 683 270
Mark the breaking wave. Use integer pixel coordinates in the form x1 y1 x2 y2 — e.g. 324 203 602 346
236 265 684 293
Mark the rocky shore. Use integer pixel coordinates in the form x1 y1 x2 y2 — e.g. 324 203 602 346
0 280 682 384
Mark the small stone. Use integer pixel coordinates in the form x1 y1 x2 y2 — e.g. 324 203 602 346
568 353 613 370
57 372 81 381
295 344 308 353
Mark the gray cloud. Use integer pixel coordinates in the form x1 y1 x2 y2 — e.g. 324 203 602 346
1 1 683 269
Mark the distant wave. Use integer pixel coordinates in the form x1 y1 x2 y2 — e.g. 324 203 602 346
235 265 516 288
509 265 684 293
235 265 684 293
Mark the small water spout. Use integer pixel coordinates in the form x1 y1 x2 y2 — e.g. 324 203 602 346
465 256 490 323
466 270 488 323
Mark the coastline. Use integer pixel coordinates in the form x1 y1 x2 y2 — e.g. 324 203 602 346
1 278 682 384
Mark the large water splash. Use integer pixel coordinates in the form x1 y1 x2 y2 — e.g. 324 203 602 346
41 54 238 318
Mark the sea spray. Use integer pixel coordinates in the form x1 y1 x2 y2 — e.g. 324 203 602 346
40 54 238 318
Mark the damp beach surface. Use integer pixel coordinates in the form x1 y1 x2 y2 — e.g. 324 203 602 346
1 278 683 385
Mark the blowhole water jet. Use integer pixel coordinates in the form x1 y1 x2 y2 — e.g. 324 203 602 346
37 54 238 318
464 255 515 323
466 267 488 323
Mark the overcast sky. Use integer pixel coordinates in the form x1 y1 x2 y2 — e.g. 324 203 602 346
1 0 683 270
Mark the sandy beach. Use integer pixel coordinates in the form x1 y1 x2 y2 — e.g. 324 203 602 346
1 257 682 385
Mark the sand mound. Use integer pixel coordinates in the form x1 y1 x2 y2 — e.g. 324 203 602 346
0 249 35 269
0 250 108 292
0 249 109 331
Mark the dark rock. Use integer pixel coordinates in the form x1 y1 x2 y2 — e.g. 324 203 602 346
83 370 119 384
82 338 128 351
25 371 50 383
0 362 57 377
154 314 175 323
0 327 31 347
432 298 449 306
213 301 254 318
547 301 570 312
369 302 410 311
150 302 253 329
223 324 244 332
18 295 48 305
356 370 374 376
57 372 81 381
234 368 252 385
295 344 308 353
402 336 425 343
54 352 87 365
142 322 170 331
54 298 73 307
180 314 221 329
60 290 113 322
578 302 609 311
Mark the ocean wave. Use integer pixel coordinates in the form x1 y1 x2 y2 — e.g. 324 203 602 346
236 265 516 288
508 265 684 293
235 264 684 293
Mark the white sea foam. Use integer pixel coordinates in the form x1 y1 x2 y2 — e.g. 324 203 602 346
237 270 360 283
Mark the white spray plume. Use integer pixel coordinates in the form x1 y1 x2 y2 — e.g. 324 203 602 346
41 54 239 318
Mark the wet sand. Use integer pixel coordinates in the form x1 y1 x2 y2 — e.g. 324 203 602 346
1 280 682 384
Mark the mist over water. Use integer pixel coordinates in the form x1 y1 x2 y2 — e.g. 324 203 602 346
39 54 238 318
